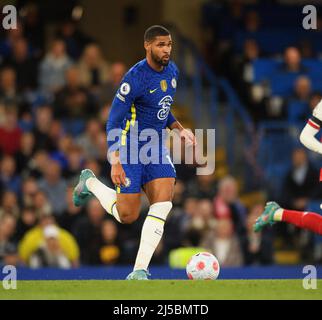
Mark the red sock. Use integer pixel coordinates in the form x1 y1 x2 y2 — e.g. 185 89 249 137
282 209 322 235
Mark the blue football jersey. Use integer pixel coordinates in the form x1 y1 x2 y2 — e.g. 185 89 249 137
106 58 179 150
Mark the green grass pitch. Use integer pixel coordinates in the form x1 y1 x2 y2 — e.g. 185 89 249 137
0 280 321 300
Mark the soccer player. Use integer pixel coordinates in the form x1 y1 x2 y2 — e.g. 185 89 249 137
72 25 196 279
254 99 322 235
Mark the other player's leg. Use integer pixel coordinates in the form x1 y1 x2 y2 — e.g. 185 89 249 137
254 201 322 235
126 176 175 280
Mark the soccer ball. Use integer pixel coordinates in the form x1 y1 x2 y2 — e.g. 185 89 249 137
186 252 220 280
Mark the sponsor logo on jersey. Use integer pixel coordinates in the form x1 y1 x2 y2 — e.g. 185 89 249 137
160 80 167 92
157 95 173 120
120 82 131 95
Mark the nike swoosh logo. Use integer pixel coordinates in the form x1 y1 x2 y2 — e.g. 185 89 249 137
149 88 158 93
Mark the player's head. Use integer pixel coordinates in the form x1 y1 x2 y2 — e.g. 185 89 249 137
144 25 172 67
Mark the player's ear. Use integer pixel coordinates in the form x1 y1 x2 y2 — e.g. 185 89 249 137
144 41 151 51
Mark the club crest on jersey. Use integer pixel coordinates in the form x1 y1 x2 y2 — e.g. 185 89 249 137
160 80 167 92
124 177 131 188
171 78 177 89
157 95 173 120
120 82 131 95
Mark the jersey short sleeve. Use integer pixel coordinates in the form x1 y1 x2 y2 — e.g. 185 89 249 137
113 71 141 110
106 70 142 150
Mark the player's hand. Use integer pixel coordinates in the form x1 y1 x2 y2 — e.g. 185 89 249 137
179 129 197 146
111 163 127 187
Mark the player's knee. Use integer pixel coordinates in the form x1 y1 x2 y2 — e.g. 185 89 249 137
120 214 139 224
118 207 140 224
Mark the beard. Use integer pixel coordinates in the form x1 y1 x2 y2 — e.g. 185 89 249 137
151 50 170 67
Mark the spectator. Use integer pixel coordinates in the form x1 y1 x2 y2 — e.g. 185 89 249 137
73 198 106 265
32 106 56 151
231 39 261 119
38 160 67 215
48 119 65 144
243 10 261 34
213 176 248 258
172 179 186 208
309 92 322 113
298 39 315 59
15 131 36 175
182 198 215 248
56 19 92 60
98 102 112 127
97 62 126 106
238 39 260 83
0 214 19 266
27 149 51 179
54 66 97 119
292 76 312 103
0 67 28 112
18 212 79 267
99 219 122 265
63 145 85 183
186 174 216 199
244 203 274 265
201 218 244 267
14 206 38 242
84 158 110 185
280 148 319 211
0 21 24 59
0 155 21 195
57 187 84 233
0 107 22 155
21 177 39 208
3 37 39 91
50 135 73 170
21 3 44 54
95 131 109 170
75 118 103 160
281 47 307 74
38 38 73 94
0 191 19 220
213 176 247 225
33 190 52 218
78 43 111 92
29 225 72 268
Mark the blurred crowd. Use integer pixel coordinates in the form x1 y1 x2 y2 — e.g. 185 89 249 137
1 2 321 270
202 1 322 124
201 1 322 263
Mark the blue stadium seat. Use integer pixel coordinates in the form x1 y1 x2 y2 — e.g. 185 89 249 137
257 122 300 197
252 59 281 83
287 101 310 123
302 59 322 72
270 72 301 97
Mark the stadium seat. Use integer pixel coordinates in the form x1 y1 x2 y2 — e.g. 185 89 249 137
270 72 302 97
287 101 310 123
252 59 281 83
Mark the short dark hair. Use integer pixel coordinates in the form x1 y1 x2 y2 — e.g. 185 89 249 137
144 25 170 42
